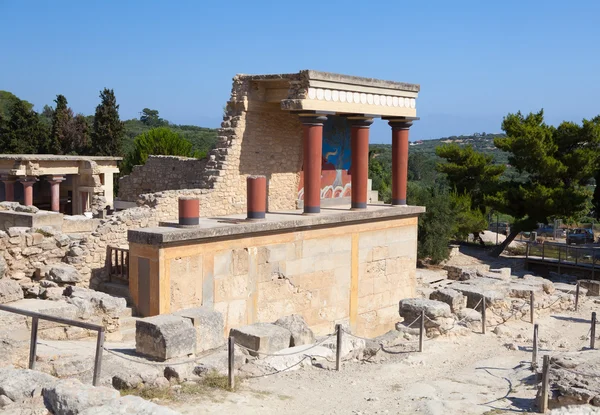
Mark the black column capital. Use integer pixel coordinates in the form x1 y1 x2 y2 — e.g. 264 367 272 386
298 114 328 126
348 117 374 128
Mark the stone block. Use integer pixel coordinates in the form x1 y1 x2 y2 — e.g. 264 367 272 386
11 299 79 330
399 298 452 320
136 315 196 361
522 274 555 294
274 314 315 346
429 288 466 313
0 257 6 279
578 280 599 296
448 283 506 308
489 267 512 279
229 322 291 356
42 378 119 415
0 367 57 401
47 264 82 284
0 278 24 304
78 395 181 415
232 248 249 276
174 307 225 353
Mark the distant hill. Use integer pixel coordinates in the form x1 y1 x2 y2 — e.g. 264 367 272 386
407 133 509 164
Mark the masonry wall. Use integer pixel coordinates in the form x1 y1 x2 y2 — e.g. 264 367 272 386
129 216 418 338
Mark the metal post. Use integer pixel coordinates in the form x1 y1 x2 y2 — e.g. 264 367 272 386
539 355 550 413
532 324 539 370
593 250 596 281
575 283 580 312
530 291 535 324
228 336 235 390
542 243 545 260
481 295 487 334
419 310 425 352
92 328 105 386
558 246 561 275
591 312 597 350
28 317 39 370
496 215 499 246
526 242 530 259
335 324 342 371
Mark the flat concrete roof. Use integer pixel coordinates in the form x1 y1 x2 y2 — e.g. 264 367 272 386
0 155 122 161
128 204 425 246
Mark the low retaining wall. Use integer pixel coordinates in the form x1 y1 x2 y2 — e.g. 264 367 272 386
0 210 63 232
128 205 424 338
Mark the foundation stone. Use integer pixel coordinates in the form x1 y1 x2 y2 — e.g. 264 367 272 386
136 315 196 361
230 323 292 356
174 307 224 353
274 314 315 346
429 288 466 313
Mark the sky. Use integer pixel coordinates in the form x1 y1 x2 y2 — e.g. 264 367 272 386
1 0 599 143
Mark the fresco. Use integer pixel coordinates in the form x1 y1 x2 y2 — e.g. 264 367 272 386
298 115 352 201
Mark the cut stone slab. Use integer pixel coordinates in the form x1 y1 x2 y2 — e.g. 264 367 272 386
78 395 182 415
489 268 512 279
274 314 315 346
429 288 466 313
230 322 291 356
554 282 586 296
257 344 333 372
508 283 544 298
47 264 82 284
0 367 57 401
174 306 224 353
0 278 24 304
136 315 196 361
8 299 79 330
64 286 126 319
548 352 600 408
416 268 448 284
399 298 452 320
579 280 600 297
456 308 482 323
42 378 119 415
447 283 506 308
522 274 555 294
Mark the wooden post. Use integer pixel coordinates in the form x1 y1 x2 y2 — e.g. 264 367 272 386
532 324 539 370
575 283 580 312
228 336 235 390
526 242 530 258
481 295 487 334
28 317 39 370
593 250 596 280
530 291 535 324
335 324 342 371
591 312 597 350
92 328 105 386
542 242 545 260
539 355 550 413
419 310 425 352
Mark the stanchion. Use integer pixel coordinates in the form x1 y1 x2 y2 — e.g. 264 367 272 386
539 355 549 413
532 324 539 370
228 336 235 390
592 312 597 350
481 296 486 335
530 291 535 324
419 310 425 352
575 283 580 312
335 324 342 371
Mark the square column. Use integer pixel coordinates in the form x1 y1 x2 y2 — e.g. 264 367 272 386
1 176 17 202
388 119 416 205
299 114 327 214
349 118 374 210
19 177 38 206
46 176 65 212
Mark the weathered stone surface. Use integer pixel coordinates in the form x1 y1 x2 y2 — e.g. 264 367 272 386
399 298 451 320
174 307 224 352
0 395 12 407
0 257 6 279
9 299 78 329
256 345 333 372
274 314 315 346
460 269 478 281
136 315 196 360
7 227 29 238
548 352 600 408
508 283 544 299
0 368 57 401
79 395 182 415
43 378 119 415
64 286 126 318
456 308 482 323
322 331 366 360
554 282 586 296
447 283 506 308
489 267 512 279
429 289 466 313
47 264 82 284
0 278 24 303
522 274 555 294
444 264 489 280
230 323 291 356
580 280 600 297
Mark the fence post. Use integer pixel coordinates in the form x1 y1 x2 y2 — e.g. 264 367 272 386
530 291 535 324
28 317 39 370
532 323 539 370
539 355 550 413
481 296 487 334
575 283 580 312
542 242 545 260
419 310 425 352
228 336 235 390
591 312 597 350
335 324 342 371
92 328 105 386
526 242 530 258
593 251 596 280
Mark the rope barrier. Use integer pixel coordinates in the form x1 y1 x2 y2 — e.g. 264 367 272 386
102 343 227 367
242 356 313 378
233 333 335 357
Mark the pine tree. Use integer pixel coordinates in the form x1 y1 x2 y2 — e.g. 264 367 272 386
3 99 49 154
91 88 124 156
49 94 69 154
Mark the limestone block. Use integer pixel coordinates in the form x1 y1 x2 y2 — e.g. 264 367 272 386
42 378 119 415
7 227 29 238
448 283 506 308
136 315 196 361
429 288 466 313
274 314 315 346
174 307 225 353
578 280 599 296
0 368 57 401
456 308 482 323
489 268 512 279
232 248 249 276
522 274 555 294
0 256 6 279
399 298 452 320
508 283 543 299
230 322 291 356
47 264 82 284
79 395 181 415
0 278 24 303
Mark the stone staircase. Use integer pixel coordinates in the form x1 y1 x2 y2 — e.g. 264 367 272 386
97 281 139 342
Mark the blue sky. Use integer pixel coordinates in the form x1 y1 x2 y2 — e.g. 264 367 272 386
1 0 599 143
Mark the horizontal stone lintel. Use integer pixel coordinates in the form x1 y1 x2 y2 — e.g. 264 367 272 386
128 205 425 246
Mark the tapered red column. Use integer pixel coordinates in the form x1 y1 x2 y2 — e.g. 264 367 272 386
1 177 16 202
81 191 89 213
46 176 65 212
389 120 413 205
299 114 327 214
20 177 38 207
349 118 373 209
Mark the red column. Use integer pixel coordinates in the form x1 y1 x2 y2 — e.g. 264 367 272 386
46 176 64 212
81 191 89 213
247 175 267 220
20 177 38 207
178 197 200 226
1 177 16 202
299 114 327 214
389 120 413 205
350 118 373 209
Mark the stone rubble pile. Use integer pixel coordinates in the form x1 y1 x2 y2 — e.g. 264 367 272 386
546 351 600 409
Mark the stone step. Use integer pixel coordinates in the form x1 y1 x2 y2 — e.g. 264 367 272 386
119 316 140 330
120 328 136 342
97 282 131 305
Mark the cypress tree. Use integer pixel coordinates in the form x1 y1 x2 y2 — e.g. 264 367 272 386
49 94 68 154
91 88 124 156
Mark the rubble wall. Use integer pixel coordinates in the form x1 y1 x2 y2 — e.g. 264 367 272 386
129 216 418 338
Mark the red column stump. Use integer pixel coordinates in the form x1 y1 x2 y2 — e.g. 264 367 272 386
179 197 200 226
247 175 267 220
